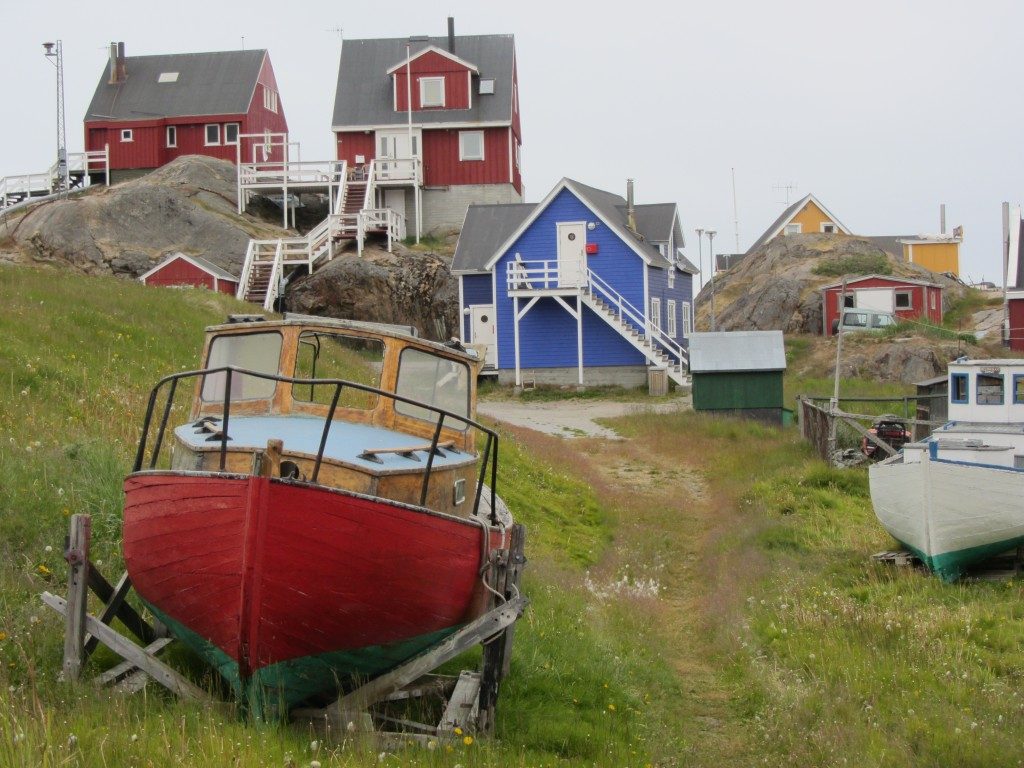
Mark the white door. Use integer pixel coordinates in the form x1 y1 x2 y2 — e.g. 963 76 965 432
470 305 497 366
384 188 406 221
376 130 420 180
856 288 895 313
556 222 587 288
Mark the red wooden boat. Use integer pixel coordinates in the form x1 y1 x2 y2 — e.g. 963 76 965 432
123 316 513 716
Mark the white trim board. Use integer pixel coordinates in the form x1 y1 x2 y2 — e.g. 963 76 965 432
386 45 480 75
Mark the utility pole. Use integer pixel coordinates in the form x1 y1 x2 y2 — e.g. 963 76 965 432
695 228 704 328
43 40 68 196
731 167 740 254
706 230 717 331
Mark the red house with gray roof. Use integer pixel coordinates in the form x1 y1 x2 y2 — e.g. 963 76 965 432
332 20 522 235
84 43 288 183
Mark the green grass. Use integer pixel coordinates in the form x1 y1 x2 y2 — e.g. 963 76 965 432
811 253 892 277
943 288 1003 330
881 319 977 344
479 381 680 404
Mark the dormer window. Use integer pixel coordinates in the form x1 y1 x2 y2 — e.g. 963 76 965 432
420 77 445 108
479 78 495 95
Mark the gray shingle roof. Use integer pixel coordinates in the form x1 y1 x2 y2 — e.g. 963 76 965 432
865 235 911 257
452 179 697 275
745 197 807 255
689 331 787 373
332 35 515 128
86 49 267 121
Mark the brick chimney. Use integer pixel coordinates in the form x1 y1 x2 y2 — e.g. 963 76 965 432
109 42 127 84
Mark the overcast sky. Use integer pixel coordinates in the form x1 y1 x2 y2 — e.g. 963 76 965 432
4 0 1021 283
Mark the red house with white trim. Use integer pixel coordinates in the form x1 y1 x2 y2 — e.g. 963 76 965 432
84 43 288 183
332 20 522 235
139 253 239 295
821 274 943 336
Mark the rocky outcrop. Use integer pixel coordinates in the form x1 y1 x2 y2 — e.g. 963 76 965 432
285 246 458 341
3 156 282 278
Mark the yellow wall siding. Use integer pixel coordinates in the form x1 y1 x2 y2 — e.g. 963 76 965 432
789 201 840 234
903 242 960 275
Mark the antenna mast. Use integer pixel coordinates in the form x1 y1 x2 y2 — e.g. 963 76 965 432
731 167 740 254
772 182 798 206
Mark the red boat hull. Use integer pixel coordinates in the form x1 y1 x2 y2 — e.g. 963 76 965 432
123 473 506 679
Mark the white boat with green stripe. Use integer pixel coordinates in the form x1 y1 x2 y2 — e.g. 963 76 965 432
869 359 1024 581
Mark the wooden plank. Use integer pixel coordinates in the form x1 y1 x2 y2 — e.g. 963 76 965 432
359 440 455 458
83 571 133 658
95 637 174 686
41 593 210 702
500 525 527 678
62 514 91 681
835 412 899 457
87 567 157 644
439 670 481 733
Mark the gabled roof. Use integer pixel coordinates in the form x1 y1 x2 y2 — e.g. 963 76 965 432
745 193 851 255
333 35 515 129
689 331 787 373
453 178 695 276
716 253 748 272
86 49 267 121
819 273 941 291
139 252 238 282
385 45 479 75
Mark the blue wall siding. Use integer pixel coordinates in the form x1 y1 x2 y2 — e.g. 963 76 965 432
493 188 648 371
646 264 695 347
460 274 493 340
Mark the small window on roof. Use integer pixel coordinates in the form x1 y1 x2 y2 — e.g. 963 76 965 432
479 78 495 95
158 72 179 83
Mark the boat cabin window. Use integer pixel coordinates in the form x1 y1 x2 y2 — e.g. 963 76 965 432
950 373 969 404
394 348 470 428
1014 375 1024 405
976 373 1004 405
293 331 384 409
201 332 282 402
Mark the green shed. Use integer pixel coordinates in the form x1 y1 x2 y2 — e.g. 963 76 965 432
689 331 787 424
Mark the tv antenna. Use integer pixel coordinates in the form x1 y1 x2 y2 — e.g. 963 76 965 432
772 182 798 206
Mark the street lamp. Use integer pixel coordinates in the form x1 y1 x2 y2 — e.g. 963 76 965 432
706 230 717 331
43 40 68 196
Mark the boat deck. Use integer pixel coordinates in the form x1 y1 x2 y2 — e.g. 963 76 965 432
174 415 473 472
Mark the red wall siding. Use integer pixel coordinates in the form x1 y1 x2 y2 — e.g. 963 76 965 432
241 53 289 163
422 127 510 186
1010 298 1024 352
143 257 237 294
394 50 471 112
822 277 942 335
335 132 377 165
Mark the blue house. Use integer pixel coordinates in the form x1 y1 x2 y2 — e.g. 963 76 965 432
452 178 697 387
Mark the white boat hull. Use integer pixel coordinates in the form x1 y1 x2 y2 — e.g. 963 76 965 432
869 455 1024 580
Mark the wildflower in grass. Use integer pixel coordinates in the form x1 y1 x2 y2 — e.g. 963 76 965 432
311 762 321 768
37 564 51 576
0 632 5 642
310 740 319 751
608 703 616 712
453 727 463 736
463 736 473 746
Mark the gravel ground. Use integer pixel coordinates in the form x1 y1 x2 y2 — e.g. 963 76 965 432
477 396 691 439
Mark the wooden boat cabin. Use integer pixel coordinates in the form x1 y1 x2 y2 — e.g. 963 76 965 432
151 314 488 517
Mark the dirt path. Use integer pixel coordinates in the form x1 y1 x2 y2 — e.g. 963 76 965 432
478 396 691 439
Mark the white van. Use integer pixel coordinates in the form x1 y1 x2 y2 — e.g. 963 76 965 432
831 308 897 335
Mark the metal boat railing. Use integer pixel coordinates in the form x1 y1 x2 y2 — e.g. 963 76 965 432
132 366 500 523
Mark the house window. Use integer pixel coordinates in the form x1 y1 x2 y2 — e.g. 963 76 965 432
263 129 272 161
820 223 837 233
514 141 521 169
895 290 912 309
667 300 677 337
459 131 484 161
166 126 177 148
784 223 802 235
843 292 855 308
950 373 969 404
224 123 240 145
930 292 937 311
479 78 495 95
420 77 445 108
263 86 278 113
668 265 675 289
977 373 1004 405
682 301 692 336
205 124 220 146
650 298 661 332
1014 375 1024 405
120 129 133 142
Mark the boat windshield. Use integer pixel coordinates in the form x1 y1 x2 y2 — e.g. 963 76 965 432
394 348 470 428
201 332 283 402
293 331 384 409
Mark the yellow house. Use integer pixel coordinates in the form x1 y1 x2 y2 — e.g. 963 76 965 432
901 232 962 276
744 193 851 255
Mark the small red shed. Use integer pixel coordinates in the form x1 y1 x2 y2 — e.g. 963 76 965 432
1008 292 1024 352
139 253 238 295
821 274 942 336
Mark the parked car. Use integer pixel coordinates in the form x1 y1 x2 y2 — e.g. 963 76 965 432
832 308 897 335
861 415 911 460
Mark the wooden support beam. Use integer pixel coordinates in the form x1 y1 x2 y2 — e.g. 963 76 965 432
439 671 481 733
86 567 157 644
62 514 90 681
83 571 134 658
41 593 211 702
95 637 173 686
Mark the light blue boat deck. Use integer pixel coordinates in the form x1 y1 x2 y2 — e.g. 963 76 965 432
174 415 472 472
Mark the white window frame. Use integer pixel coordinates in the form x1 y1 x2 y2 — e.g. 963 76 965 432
459 130 485 161
820 222 837 233
668 264 675 289
930 291 936 310
895 290 913 309
420 76 445 108
682 301 692 337
650 297 661 333
165 125 176 148
263 86 278 113
204 124 220 146
120 128 133 143
224 123 240 145
667 300 677 337
784 223 802 235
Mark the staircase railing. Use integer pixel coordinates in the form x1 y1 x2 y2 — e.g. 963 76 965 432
236 241 257 301
262 241 284 311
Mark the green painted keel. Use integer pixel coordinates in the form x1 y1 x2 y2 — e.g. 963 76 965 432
149 606 459 719
899 537 1024 582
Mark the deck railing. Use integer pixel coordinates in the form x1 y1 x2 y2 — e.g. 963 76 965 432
132 366 500 523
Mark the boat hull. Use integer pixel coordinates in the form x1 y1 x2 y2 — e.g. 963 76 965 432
869 456 1024 580
123 472 507 714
